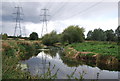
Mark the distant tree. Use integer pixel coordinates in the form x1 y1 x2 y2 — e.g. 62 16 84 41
115 26 120 41
105 29 116 41
61 25 85 44
29 32 38 40
2 33 8 40
92 28 106 41
42 30 59 46
57 33 62 42
115 26 120 37
86 30 93 40
0 34 2 39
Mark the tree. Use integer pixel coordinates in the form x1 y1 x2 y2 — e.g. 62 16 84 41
92 28 106 41
115 26 120 42
86 30 93 40
0 34 2 39
42 30 59 46
61 25 85 44
2 33 8 40
105 29 116 41
29 32 38 40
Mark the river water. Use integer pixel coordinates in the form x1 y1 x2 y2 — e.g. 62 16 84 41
21 49 119 79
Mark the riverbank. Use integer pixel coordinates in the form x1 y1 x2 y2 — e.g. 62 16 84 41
2 40 43 79
64 41 120 71
2 40 120 79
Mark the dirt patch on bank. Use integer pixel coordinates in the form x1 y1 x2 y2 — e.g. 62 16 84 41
66 47 99 59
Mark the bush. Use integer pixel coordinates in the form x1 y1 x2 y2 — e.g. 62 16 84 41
2 42 15 57
2 33 8 40
61 25 85 44
2 40 43 79
42 30 59 46
29 32 39 40
17 41 35 60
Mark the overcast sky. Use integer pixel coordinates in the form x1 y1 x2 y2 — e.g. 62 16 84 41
1 0 119 37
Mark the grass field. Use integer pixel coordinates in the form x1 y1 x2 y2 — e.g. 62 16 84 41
66 41 119 59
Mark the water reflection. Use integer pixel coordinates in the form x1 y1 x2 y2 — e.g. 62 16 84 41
59 49 120 71
44 49 58 58
22 48 119 79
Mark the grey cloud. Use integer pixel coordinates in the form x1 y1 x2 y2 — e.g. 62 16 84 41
2 2 118 23
2 21 30 36
1 1 118 36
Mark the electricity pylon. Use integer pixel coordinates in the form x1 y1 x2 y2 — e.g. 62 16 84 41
13 6 23 37
40 8 50 78
40 8 50 37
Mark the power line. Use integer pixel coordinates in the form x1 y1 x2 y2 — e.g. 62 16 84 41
49 0 103 21
49 2 67 20
65 0 104 20
13 6 23 37
50 0 84 20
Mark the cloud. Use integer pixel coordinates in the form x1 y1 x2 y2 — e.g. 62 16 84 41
2 21 15 36
24 21 66 37
2 0 119 2
2 2 118 22
1 1 118 37
56 17 118 37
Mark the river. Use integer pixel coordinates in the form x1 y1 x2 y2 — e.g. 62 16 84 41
21 48 119 79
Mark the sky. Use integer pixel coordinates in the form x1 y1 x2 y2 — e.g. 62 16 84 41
1 0 119 38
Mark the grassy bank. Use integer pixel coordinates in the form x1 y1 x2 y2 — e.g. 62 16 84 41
2 40 42 79
64 41 119 71
65 41 119 59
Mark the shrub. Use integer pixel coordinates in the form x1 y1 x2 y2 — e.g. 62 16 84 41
61 25 85 44
29 32 39 40
42 30 59 46
2 33 8 40
2 42 15 57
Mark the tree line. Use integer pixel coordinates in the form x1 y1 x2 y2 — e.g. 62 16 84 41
1 25 120 46
41 25 85 45
86 26 120 42
41 25 120 46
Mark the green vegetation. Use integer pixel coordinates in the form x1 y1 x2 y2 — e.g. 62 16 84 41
86 28 106 41
2 40 87 79
41 25 85 46
86 28 118 41
1 33 8 40
2 40 42 79
64 41 119 71
61 25 85 44
29 32 39 40
115 26 120 42
92 28 106 41
42 30 59 46
66 68 86 80
67 41 118 59
2 25 120 79
105 29 116 41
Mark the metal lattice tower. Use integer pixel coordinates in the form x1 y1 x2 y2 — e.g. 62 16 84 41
13 6 23 37
41 51 49 78
40 8 50 37
23 26 26 37
40 8 50 77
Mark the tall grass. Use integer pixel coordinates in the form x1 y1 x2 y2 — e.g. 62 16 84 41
2 40 88 79
2 40 42 79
